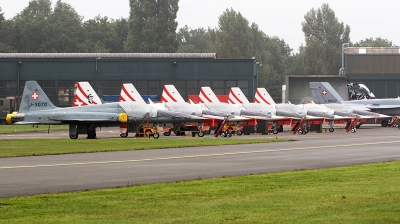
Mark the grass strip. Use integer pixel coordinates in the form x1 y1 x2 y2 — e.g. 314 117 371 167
0 161 399 223
0 138 290 158
0 125 68 134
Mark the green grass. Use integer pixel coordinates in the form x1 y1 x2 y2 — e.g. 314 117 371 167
0 161 399 223
0 125 68 134
0 138 290 158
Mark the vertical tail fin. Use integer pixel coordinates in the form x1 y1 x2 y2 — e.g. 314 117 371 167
19 81 57 113
161 85 185 103
199 86 220 103
309 82 344 104
254 88 275 105
72 82 102 107
119 83 146 104
228 87 249 104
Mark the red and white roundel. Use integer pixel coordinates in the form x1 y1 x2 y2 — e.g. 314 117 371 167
321 89 328 95
31 91 39 100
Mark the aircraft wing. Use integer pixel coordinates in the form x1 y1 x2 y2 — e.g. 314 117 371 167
15 121 41 125
201 114 250 121
326 115 353 120
365 105 400 109
241 115 293 121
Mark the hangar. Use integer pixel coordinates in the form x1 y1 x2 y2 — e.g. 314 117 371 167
286 47 400 103
0 53 258 107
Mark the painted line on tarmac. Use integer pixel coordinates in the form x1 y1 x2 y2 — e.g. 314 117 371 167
1 140 399 169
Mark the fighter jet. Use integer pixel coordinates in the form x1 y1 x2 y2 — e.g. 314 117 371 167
119 83 208 137
251 87 360 133
199 86 306 135
310 82 394 127
6 81 205 139
161 85 251 137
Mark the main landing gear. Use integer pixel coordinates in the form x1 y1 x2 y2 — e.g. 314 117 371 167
69 123 97 139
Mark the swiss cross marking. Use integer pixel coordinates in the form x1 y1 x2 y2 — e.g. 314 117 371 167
322 90 328 95
31 92 39 100
74 99 83 106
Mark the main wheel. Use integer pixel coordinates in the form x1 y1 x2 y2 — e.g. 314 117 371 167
236 130 243 135
153 133 160 139
329 127 334 132
198 131 205 137
120 132 128 138
163 130 171 136
297 129 303 135
87 130 96 139
220 132 227 138
381 120 388 127
350 128 356 133
273 129 278 134
69 134 78 139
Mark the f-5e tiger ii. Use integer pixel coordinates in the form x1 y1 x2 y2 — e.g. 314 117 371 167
6 81 205 139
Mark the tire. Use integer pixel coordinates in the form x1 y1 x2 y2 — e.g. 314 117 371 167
145 130 152 137
69 134 78 139
198 131 204 137
120 132 128 138
273 129 278 134
87 130 96 139
329 127 334 132
220 132 226 138
227 133 232 138
153 133 160 139
381 120 388 127
236 130 243 135
163 130 171 136
297 129 303 135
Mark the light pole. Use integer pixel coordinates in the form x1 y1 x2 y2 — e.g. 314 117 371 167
339 43 349 75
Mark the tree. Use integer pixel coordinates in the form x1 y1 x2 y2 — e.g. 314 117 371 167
212 8 292 101
0 7 15 52
125 0 179 53
84 16 119 53
177 26 211 53
113 18 129 53
9 0 53 52
214 8 253 58
296 3 350 75
353 37 395 47
47 0 86 52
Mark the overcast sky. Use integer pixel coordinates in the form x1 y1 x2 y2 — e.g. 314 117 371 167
1 0 400 53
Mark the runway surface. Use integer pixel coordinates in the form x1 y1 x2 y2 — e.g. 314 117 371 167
1 125 400 198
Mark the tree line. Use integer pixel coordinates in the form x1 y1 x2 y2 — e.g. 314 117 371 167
0 0 396 101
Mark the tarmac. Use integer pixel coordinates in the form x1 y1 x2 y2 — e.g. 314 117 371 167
1 124 399 141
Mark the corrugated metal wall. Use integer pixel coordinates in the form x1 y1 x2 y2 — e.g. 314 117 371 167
345 47 400 98
0 53 257 107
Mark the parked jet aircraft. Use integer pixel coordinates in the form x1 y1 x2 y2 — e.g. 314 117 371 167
119 83 208 136
160 85 252 137
201 86 311 135
310 82 396 127
251 87 360 133
6 81 204 139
